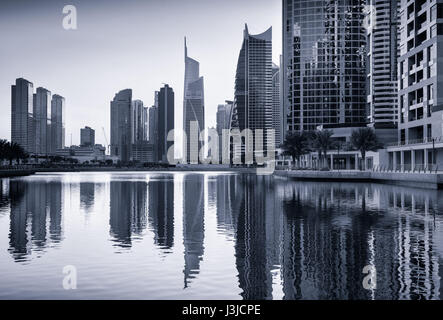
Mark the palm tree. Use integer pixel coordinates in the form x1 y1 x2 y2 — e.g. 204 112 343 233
4 141 27 165
0 139 8 164
350 128 383 170
310 130 336 169
281 132 310 168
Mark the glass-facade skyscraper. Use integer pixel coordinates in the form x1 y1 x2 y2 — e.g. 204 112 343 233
11 78 34 154
110 89 132 162
183 38 205 164
157 84 174 163
33 87 51 155
232 25 273 161
282 0 367 136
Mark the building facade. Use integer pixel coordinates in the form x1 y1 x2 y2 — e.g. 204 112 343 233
157 84 175 163
216 101 233 162
131 100 145 144
272 62 283 146
33 87 51 155
80 126 95 147
11 78 34 154
387 0 443 171
110 89 132 162
183 38 205 164
366 0 400 129
50 94 65 154
282 0 367 137
231 25 273 162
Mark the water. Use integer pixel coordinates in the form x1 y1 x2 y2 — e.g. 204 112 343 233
1 172 443 300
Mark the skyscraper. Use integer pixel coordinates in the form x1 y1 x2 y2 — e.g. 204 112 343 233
11 78 34 153
110 89 132 162
366 0 399 129
51 94 65 153
157 84 174 163
232 25 273 161
282 0 367 136
216 101 233 162
33 87 51 155
80 126 95 147
183 38 205 164
148 91 159 161
131 100 145 144
272 62 283 146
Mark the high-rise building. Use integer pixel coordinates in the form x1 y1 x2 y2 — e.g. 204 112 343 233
231 24 273 161
80 126 95 147
110 89 132 162
33 87 51 155
51 94 65 153
216 101 233 162
143 106 148 141
282 0 367 137
183 38 205 164
272 62 283 146
11 78 34 153
157 84 174 163
131 100 145 144
387 0 443 170
366 0 399 129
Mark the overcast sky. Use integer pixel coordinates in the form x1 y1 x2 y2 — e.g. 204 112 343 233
0 0 281 152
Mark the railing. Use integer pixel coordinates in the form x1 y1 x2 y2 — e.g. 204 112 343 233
372 164 439 174
386 136 443 147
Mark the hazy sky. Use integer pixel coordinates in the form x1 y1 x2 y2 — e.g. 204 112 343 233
0 0 281 150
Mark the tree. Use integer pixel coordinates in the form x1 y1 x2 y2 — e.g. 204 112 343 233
310 130 336 169
5 142 27 165
350 128 383 170
0 139 8 164
281 132 310 167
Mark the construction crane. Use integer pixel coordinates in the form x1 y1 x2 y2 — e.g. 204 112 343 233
102 127 110 155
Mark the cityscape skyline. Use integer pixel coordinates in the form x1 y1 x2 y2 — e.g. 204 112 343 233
0 0 282 154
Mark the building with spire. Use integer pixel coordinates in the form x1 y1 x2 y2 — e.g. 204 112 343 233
183 37 205 164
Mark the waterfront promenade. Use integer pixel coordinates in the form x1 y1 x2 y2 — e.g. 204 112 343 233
274 169 443 189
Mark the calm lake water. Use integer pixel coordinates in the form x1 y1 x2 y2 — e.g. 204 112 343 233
1 171 443 300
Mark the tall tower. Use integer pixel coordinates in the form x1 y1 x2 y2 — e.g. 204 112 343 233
157 84 175 163
33 87 51 155
232 25 273 162
367 0 399 129
272 62 283 146
131 99 145 144
282 0 367 137
51 94 65 153
11 78 34 154
183 37 205 164
110 89 132 162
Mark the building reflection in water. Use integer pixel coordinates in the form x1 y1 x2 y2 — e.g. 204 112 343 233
109 180 148 248
3 173 443 300
147 176 174 250
233 175 277 300
277 181 443 300
79 182 95 212
7 179 63 262
182 174 205 288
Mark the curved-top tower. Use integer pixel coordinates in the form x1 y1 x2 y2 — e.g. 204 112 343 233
232 25 273 162
183 37 205 164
